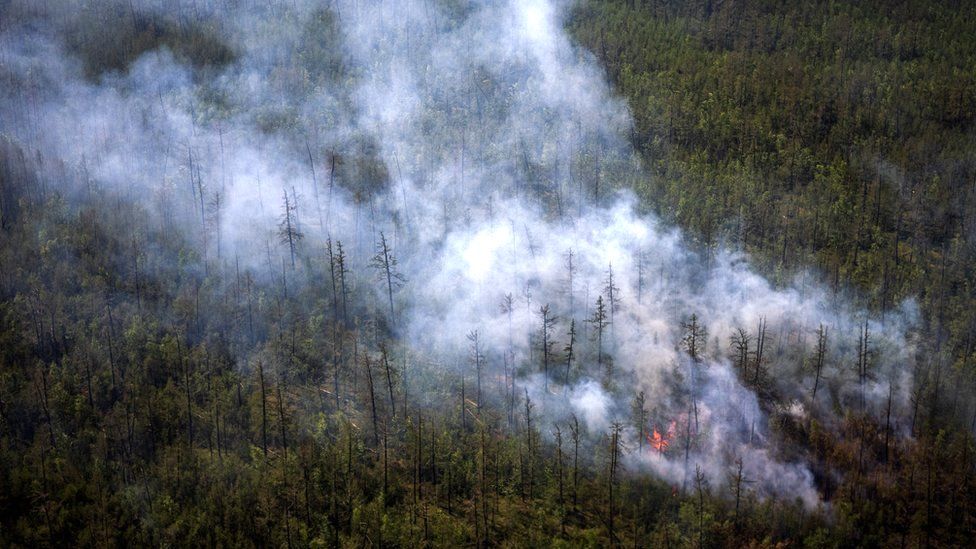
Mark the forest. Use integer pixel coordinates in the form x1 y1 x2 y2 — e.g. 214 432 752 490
1 0 975 546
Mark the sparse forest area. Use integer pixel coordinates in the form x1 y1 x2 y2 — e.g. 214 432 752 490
1 0 975 547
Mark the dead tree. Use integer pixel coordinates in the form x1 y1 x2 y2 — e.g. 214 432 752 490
564 248 576 311
682 314 706 362
327 150 337 229
414 413 422 515
884 381 893 463
554 424 565 505
636 249 645 305
33 367 55 449
730 327 751 375
564 319 577 385
695 464 707 548
501 293 516 425
371 231 405 326
812 324 827 400
590 296 610 378
364 353 380 446
604 263 620 331
524 388 535 499
336 241 350 326
460 370 467 432
633 391 647 452
753 316 768 388
206 190 223 260
728 456 749 527
258 361 268 457
570 413 580 509
179 338 193 448
608 422 622 545
278 188 304 269
380 343 397 418
276 369 289 453
683 314 707 436
479 426 489 543
326 239 340 320
857 321 871 411
305 138 323 230
539 304 556 391
468 330 484 412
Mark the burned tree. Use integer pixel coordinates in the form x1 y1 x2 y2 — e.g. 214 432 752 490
729 456 750 526
336 240 350 325
326 238 340 320
539 304 556 391
257 360 269 457
695 464 707 548
636 248 645 305
206 189 223 260
681 314 706 363
633 390 647 452
730 327 752 375
564 248 576 311
590 295 609 378
752 316 768 388
812 324 828 401
564 319 577 385
554 424 565 505
371 231 405 326
570 413 580 509
523 388 535 499
278 188 304 270
856 321 871 411
682 314 707 473
380 342 397 418
364 353 380 446
467 329 484 412
607 422 622 545
603 263 620 341
501 293 516 424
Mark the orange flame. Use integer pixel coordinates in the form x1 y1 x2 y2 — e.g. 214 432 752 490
647 421 677 453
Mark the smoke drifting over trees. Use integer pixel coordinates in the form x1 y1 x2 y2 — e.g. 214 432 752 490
3 0 966 546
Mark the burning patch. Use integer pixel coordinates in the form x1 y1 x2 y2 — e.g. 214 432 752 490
647 421 677 453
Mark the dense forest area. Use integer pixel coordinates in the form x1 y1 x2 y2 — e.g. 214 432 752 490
570 0 976 366
1 0 975 547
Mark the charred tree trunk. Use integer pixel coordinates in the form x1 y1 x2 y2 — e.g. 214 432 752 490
258 361 268 457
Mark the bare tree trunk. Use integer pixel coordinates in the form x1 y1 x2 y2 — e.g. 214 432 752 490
179 338 193 447
258 361 268 457
571 414 580 510
555 425 564 505
812 324 827 400
364 354 379 446
381 343 397 418
276 371 288 453
608 423 621 546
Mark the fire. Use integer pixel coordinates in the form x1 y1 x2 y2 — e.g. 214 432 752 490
648 429 669 451
647 421 677 453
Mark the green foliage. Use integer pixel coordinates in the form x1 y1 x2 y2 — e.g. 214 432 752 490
65 11 236 80
569 0 976 334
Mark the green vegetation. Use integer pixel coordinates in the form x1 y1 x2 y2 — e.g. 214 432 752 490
65 11 235 80
569 0 976 368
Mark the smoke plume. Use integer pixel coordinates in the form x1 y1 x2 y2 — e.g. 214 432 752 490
0 0 917 507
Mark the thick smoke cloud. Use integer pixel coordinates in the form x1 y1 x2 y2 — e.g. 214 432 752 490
0 0 916 507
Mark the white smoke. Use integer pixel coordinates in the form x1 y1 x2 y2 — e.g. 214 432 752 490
0 0 917 508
